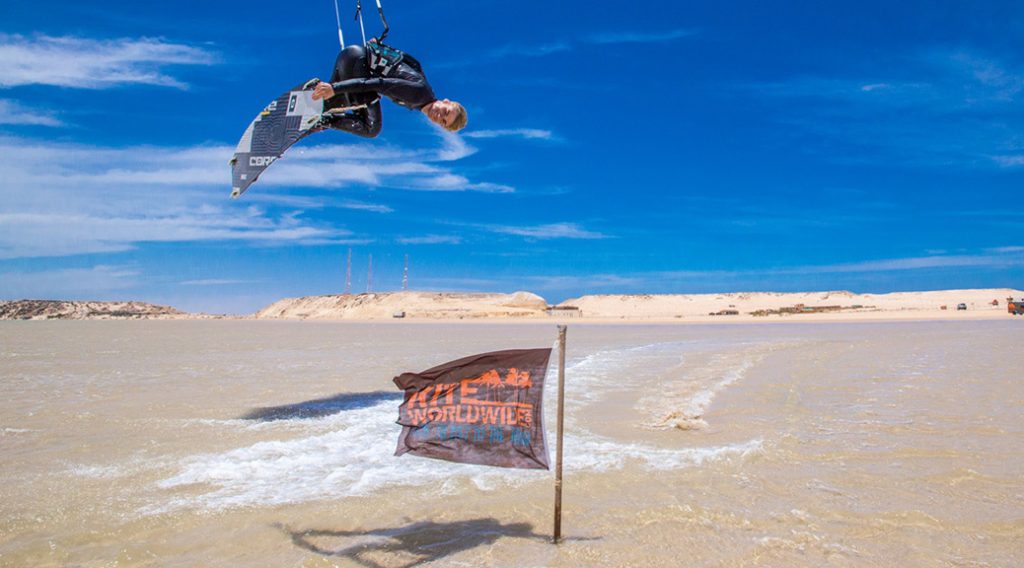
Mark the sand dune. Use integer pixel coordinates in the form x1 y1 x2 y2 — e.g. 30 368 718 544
4 289 1020 322
253 291 549 320
558 288 1024 321
251 288 1024 322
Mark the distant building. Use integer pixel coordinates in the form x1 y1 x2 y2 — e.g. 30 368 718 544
547 306 582 318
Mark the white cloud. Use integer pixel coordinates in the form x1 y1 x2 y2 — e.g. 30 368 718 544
992 155 1024 167
253 134 496 192
434 131 477 161
463 128 556 141
487 222 608 240
658 250 1024 279
0 126 514 259
526 274 643 290
659 252 1024 279
400 174 514 193
396 235 462 245
179 279 256 286
0 99 61 126
336 199 393 213
0 211 340 259
585 29 696 44
751 50 1024 168
795 254 1006 273
438 29 695 67
987 246 1024 254
0 265 140 298
948 51 1024 102
466 182 516 193
488 42 572 59
0 138 341 259
0 34 217 89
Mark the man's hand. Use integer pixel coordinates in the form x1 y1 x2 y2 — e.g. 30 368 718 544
312 82 335 101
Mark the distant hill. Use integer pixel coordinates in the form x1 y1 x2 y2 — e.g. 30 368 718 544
253 291 549 320
557 288 1024 319
0 300 202 320
5 288 1021 322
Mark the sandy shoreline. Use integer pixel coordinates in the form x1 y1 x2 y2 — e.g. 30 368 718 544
3 288 1022 323
0 310 1014 326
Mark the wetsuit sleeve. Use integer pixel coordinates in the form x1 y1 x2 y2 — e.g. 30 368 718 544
330 76 424 94
330 72 436 110
322 101 382 139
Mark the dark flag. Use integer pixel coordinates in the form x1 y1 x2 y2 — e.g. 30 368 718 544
394 348 552 470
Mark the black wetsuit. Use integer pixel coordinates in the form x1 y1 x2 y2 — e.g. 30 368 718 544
321 44 437 138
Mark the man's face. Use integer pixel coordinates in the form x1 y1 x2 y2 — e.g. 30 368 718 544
427 99 459 129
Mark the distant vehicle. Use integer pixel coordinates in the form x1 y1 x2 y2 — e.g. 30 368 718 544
956 303 967 311
392 311 406 319
1009 298 1024 316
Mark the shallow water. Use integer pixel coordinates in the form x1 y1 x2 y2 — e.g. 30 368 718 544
1 320 1021 566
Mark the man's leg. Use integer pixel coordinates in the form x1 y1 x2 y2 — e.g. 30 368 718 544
319 101 382 139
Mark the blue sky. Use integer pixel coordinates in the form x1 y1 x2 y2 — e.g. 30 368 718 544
1 1 1022 314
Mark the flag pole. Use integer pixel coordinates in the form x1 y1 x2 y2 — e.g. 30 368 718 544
553 324 567 544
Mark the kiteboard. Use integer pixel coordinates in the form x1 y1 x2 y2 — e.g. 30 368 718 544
229 79 324 199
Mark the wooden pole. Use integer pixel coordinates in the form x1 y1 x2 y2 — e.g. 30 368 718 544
553 324 567 544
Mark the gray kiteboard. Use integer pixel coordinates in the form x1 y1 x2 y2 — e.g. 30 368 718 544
229 79 323 199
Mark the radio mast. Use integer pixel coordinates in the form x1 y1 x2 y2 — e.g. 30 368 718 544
366 254 373 293
402 254 409 290
344 248 352 295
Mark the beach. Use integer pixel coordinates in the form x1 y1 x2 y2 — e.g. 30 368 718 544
1 320 1022 567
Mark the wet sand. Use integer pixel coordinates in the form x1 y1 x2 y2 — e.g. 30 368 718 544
1 320 1022 566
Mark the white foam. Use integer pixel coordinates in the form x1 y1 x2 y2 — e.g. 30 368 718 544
67 463 128 478
555 341 695 418
565 435 763 472
178 417 323 434
149 401 497 513
643 355 757 430
637 342 798 430
146 341 766 514
149 396 762 514
2 427 33 434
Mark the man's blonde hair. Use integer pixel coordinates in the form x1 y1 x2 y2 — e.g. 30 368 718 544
446 102 468 132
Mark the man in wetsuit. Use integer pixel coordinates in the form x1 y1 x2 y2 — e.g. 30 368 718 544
311 41 467 138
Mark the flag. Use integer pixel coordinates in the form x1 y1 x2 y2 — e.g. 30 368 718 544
394 348 552 470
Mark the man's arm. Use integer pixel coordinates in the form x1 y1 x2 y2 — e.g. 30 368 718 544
313 72 434 109
327 76 428 96
313 77 425 100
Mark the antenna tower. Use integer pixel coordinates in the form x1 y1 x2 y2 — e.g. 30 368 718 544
345 248 352 295
402 254 409 290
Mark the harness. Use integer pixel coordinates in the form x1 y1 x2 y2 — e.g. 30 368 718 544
366 41 405 78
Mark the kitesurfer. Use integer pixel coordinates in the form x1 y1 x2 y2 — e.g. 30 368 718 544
311 40 467 137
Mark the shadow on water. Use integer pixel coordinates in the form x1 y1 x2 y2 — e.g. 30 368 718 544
276 518 592 567
242 391 402 421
